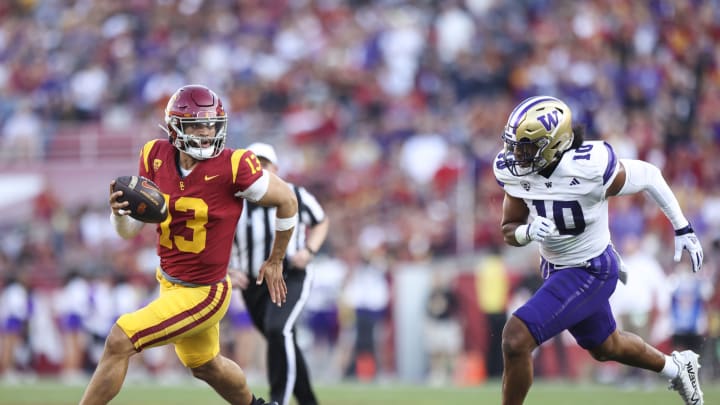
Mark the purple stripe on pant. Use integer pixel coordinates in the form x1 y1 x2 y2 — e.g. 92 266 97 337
514 244 620 349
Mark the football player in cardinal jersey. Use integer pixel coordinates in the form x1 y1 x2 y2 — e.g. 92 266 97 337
494 96 705 405
80 85 296 405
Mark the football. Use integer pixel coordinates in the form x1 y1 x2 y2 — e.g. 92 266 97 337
112 175 168 223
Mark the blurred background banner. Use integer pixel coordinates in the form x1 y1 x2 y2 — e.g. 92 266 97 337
0 0 719 391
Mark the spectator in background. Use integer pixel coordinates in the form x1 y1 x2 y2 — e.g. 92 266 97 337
475 252 509 378
55 269 90 383
423 274 462 386
0 101 43 163
301 256 347 383
341 243 390 382
84 271 119 374
669 263 713 355
68 62 109 121
0 273 31 383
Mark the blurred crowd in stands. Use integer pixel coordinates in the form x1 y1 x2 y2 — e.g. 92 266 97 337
2 0 720 387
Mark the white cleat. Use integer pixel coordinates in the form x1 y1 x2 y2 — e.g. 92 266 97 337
669 350 703 405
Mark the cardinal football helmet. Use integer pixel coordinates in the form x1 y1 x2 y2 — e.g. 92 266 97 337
501 96 574 176
163 85 228 160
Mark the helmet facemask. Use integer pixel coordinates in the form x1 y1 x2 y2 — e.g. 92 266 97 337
168 116 227 160
502 133 552 176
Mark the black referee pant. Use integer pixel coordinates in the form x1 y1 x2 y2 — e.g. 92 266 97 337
242 269 317 405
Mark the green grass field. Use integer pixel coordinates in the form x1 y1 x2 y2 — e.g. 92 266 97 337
0 380 718 405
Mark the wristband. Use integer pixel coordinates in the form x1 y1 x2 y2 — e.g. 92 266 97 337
515 224 531 246
674 224 694 236
275 214 297 231
109 212 144 239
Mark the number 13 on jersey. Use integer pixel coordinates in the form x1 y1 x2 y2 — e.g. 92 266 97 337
158 193 209 254
245 154 262 175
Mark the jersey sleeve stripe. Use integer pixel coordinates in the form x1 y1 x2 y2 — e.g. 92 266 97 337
231 149 246 183
129 279 229 349
602 142 617 185
141 139 159 174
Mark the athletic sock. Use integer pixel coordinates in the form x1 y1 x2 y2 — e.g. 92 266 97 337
660 354 680 378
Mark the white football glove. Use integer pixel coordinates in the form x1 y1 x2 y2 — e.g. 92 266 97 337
528 216 558 241
673 225 703 273
516 216 558 245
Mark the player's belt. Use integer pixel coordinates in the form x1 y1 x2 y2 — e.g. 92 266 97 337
540 244 626 283
158 267 225 287
547 262 589 270
541 260 590 279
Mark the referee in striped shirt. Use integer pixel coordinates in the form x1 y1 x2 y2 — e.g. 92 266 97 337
230 142 329 405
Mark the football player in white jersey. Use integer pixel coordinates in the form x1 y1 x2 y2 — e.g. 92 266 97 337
493 96 704 405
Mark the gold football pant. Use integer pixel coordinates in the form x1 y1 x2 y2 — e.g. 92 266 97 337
117 269 231 368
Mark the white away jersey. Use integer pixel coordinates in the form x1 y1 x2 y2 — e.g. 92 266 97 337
493 141 620 265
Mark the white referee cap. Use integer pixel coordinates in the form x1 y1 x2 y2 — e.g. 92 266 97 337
247 142 278 165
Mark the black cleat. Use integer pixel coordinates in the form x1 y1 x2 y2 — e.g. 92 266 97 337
252 396 279 405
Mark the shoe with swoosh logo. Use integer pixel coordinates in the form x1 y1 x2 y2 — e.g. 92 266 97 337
204 174 220 181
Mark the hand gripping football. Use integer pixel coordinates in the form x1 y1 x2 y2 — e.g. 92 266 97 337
113 175 168 223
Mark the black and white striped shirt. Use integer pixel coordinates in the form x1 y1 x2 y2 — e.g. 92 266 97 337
233 184 326 278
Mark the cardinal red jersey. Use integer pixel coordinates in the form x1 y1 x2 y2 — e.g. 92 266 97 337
137 139 264 284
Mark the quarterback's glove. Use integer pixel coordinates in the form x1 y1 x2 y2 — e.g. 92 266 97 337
673 224 703 273
516 216 557 245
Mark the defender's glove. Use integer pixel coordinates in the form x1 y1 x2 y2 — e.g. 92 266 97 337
674 225 703 273
516 216 557 245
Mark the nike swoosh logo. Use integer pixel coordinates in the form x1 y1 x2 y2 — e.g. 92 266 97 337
204 174 220 181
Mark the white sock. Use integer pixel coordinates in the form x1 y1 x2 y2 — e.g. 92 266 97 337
660 354 680 378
